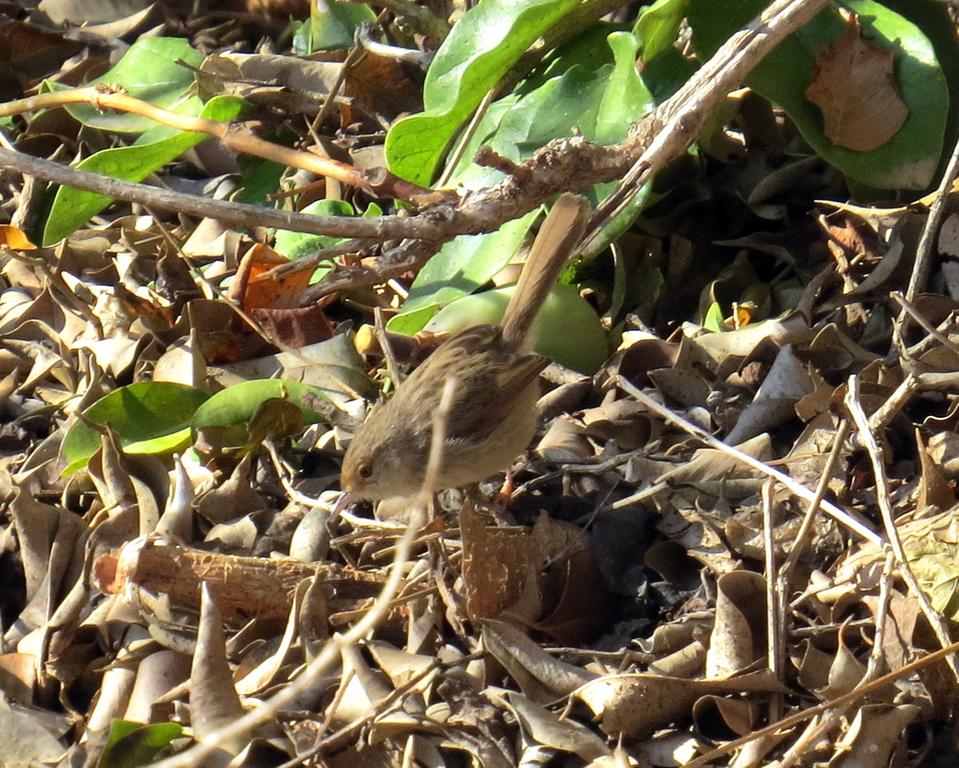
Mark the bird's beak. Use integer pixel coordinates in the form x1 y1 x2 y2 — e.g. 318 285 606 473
332 490 353 521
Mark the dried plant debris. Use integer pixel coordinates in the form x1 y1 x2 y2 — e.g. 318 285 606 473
4 0 959 766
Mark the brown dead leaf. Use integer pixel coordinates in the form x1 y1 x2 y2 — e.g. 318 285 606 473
0 224 37 250
804 14 909 151
576 670 786 738
231 242 312 312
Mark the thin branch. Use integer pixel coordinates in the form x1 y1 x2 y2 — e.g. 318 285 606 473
685 635 959 767
583 0 830 245
614 376 881 545
890 124 959 354
892 291 959 361
0 147 444 239
844 375 959 680
762 480 783 723
0 86 429 200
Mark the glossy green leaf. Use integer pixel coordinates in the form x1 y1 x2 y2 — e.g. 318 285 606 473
99 720 183 768
55 38 205 133
634 0 690 62
703 301 725 333
385 0 582 185
388 209 540 335
43 95 246 245
688 0 947 190
390 30 653 334
309 1 376 52
61 382 210 475
424 283 608 373
192 379 332 433
274 200 382 282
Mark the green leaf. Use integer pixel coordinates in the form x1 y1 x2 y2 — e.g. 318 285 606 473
688 0 948 190
61 382 210 475
387 209 540 334
634 0 690 62
235 156 286 205
424 283 608 373
703 301 725 333
99 720 183 768
309 1 377 52
54 38 205 133
274 200 382 282
192 379 332 433
385 0 583 185
42 95 246 245
389 30 654 334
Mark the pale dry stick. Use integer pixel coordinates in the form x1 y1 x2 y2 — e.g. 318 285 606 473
436 87 496 188
775 550 896 768
583 0 829 244
844 375 959 680
906 310 959 360
761 481 783 725
890 125 959 357
149 379 460 768
778 419 850 585
865 373 919 438
686 634 959 767
892 291 959 361
613 376 881 545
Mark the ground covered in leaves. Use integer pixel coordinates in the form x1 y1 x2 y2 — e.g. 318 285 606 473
4 0 959 766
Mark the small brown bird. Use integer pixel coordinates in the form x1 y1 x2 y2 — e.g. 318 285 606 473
341 193 591 500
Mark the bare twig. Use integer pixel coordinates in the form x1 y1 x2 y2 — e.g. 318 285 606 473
762 481 783 723
844 375 959 680
890 126 959 355
615 376 881 545
776 551 896 768
584 0 829 244
891 291 959 361
0 87 428 199
779 419 850 584
686 635 959 767
0 147 440 240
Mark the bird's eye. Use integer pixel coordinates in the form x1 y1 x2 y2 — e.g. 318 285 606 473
358 463 373 479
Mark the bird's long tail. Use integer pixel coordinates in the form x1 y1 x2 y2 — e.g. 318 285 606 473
500 193 591 350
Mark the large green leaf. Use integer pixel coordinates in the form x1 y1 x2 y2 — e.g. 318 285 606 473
61 382 210 475
424 283 608 373
192 379 332 433
55 37 205 133
385 0 583 186
688 0 948 190
273 199 382 283
389 30 654 335
42 95 246 245
310 1 377 52
634 0 690 62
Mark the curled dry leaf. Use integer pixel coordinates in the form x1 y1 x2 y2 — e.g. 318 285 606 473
706 571 767 678
576 670 786 739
